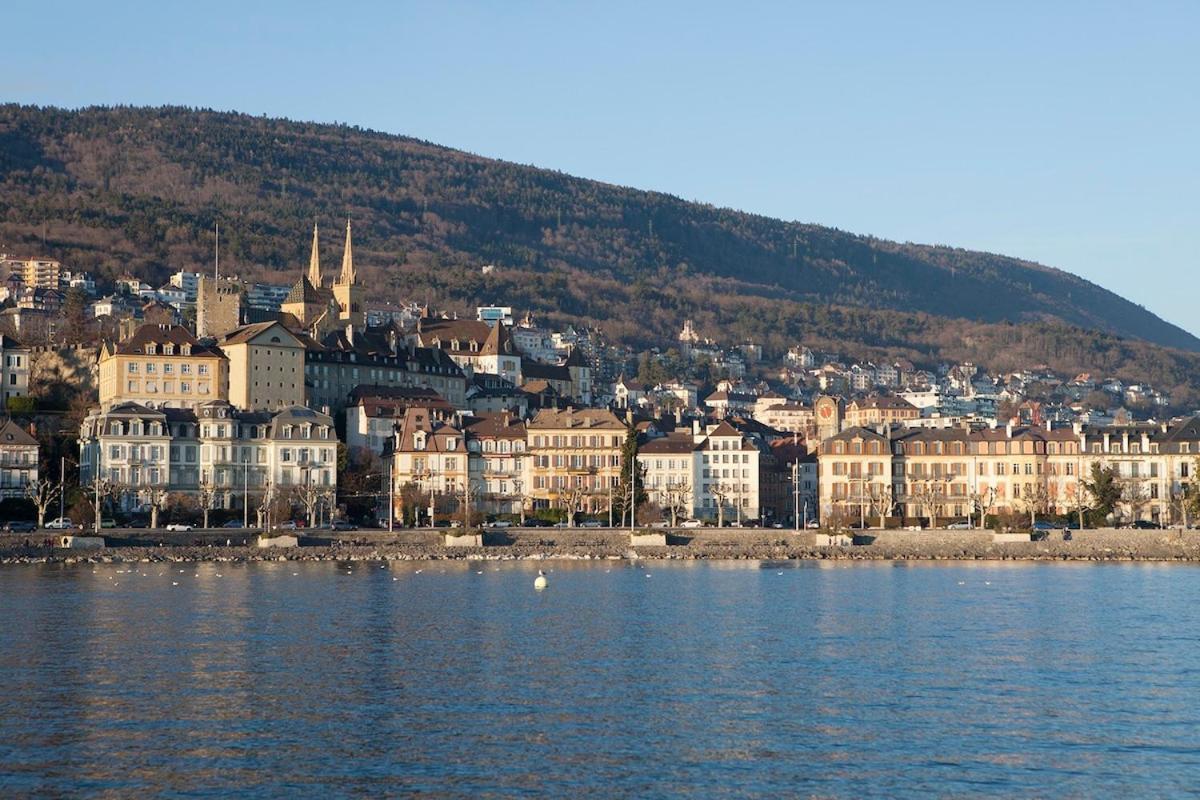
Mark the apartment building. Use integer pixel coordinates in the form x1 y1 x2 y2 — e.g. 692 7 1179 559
526 408 626 514
0 335 31 404
220 321 306 411
463 412 528 516
97 324 228 410
79 400 338 516
0 418 38 498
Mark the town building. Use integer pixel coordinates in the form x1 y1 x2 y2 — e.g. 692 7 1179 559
0 335 32 404
526 407 626 515
0 418 38 498
219 321 306 412
97 324 228 410
79 400 338 518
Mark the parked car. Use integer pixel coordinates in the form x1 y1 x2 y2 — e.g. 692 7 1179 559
1032 520 1059 531
45 517 76 530
4 520 36 533
946 522 973 530
523 519 550 528
330 520 356 531
649 520 671 529
581 520 604 528
165 523 193 532
222 520 243 529
487 520 512 529
277 520 298 531
1129 519 1163 530
806 520 821 529
100 518 117 529
679 519 703 529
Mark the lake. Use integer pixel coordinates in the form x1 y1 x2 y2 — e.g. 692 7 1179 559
2 560 1199 797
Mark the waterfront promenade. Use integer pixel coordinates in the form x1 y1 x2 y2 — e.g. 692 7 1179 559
4 528 1200 564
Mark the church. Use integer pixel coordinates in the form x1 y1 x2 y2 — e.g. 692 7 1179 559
280 220 364 339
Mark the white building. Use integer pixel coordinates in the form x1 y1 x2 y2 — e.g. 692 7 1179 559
0 418 38 498
0 335 32 404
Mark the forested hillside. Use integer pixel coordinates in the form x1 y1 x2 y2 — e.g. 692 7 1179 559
1 104 1197 397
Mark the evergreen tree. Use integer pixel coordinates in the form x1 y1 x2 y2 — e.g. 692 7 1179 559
1082 463 1121 520
616 425 647 526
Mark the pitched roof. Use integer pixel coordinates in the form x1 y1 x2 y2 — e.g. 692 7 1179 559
112 324 224 358
528 407 627 430
283 275 333 306
639 432 696 455
220 320 303 347
0 418 37 447
522 360 571 382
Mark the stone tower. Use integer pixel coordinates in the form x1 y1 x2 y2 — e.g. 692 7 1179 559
332 219 365 329
196 275 242 338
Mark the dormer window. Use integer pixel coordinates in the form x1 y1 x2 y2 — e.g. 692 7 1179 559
452 339 461 351
180 344 191 356
163 344 174 355
145 343 157 355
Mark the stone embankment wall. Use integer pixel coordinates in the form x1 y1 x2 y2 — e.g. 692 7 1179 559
3 528 1200 564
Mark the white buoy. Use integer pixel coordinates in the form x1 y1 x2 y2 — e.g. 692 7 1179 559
534 570 548 590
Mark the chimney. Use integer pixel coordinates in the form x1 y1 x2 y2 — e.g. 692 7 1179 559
1005 422 1013 438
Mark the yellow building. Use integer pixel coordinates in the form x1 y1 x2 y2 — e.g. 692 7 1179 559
97 324 228 411
526 407 627 514
219 321 306 412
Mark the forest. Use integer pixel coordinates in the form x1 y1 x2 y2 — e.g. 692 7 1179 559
1 103 1199 400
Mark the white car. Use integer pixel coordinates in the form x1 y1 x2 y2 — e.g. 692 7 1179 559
165 524 194 532
679 519 704 528
44 517 76 530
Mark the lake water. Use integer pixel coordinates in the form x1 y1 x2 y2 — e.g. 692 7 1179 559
2 560 1200 797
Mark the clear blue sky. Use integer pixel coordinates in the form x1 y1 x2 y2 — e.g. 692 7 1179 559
6 1 1198 333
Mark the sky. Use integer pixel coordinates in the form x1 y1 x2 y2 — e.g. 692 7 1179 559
5 1 1199 333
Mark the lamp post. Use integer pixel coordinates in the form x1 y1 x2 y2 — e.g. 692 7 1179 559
792 459 800 532
243 454 249 528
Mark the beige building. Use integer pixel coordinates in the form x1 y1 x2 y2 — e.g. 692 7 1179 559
220 321 306 411
97 324 228 410
526 407 626 514
845 395 920 428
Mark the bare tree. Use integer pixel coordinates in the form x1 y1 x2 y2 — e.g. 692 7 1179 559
968 485 996 530
1121 478 1151 524
291 481 323 528
511 477 527 526
710 482 735 527
867 481 894 529
1022 483 1051 528
24 477 63 528
142 485 171 529
660 479 693 527
1168 483 1191 529
459 477 483 529
198 475 217 529
89 477 115 533
556 483 590 527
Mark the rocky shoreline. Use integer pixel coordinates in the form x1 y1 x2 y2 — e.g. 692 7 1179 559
5 528 1200 565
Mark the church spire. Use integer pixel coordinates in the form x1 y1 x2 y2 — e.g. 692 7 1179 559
338 218 355 286
308 222 321 286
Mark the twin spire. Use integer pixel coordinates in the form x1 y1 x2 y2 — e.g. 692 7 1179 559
307 219 355 287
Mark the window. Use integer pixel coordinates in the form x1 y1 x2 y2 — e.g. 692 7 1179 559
198 364 209 376
145 363 156 374
181 364 191 375
128 363 138 374
164 363 174 374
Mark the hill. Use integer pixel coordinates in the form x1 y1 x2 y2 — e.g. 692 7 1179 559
2 104 1199 400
